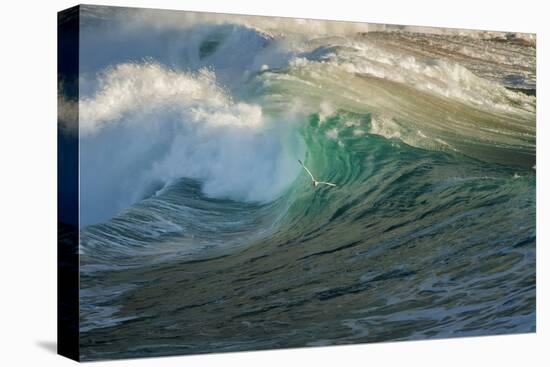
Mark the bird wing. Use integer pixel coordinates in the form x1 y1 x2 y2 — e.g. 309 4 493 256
298 159 316 181
318 181 337 187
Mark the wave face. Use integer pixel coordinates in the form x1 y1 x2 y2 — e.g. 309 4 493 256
74 6 536 361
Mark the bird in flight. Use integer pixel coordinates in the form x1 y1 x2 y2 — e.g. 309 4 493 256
298 159 337 188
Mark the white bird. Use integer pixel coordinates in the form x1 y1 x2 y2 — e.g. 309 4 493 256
298 159 337 188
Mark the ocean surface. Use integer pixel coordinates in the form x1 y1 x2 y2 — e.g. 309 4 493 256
70 6 536 360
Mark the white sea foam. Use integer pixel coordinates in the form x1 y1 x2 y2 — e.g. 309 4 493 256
294 40 535 114
79 62 303 225
71 10 535 225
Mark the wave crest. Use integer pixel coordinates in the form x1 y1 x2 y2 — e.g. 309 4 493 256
79 62 303 226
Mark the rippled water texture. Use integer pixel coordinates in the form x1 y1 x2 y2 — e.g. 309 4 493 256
67 6 536 360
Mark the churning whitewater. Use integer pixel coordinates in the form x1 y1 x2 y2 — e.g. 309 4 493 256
71 6 535 361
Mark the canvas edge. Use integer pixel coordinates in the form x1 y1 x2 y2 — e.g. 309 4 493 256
57 4 81 362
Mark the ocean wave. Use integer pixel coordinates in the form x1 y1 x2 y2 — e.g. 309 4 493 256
79 62 304 226
74 19 535 227
73 8 536 358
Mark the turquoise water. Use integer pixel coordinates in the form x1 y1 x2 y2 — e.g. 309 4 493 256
79 109 535 359
73 6 536 361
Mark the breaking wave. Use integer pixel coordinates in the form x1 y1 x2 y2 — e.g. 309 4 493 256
67 7 536 359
